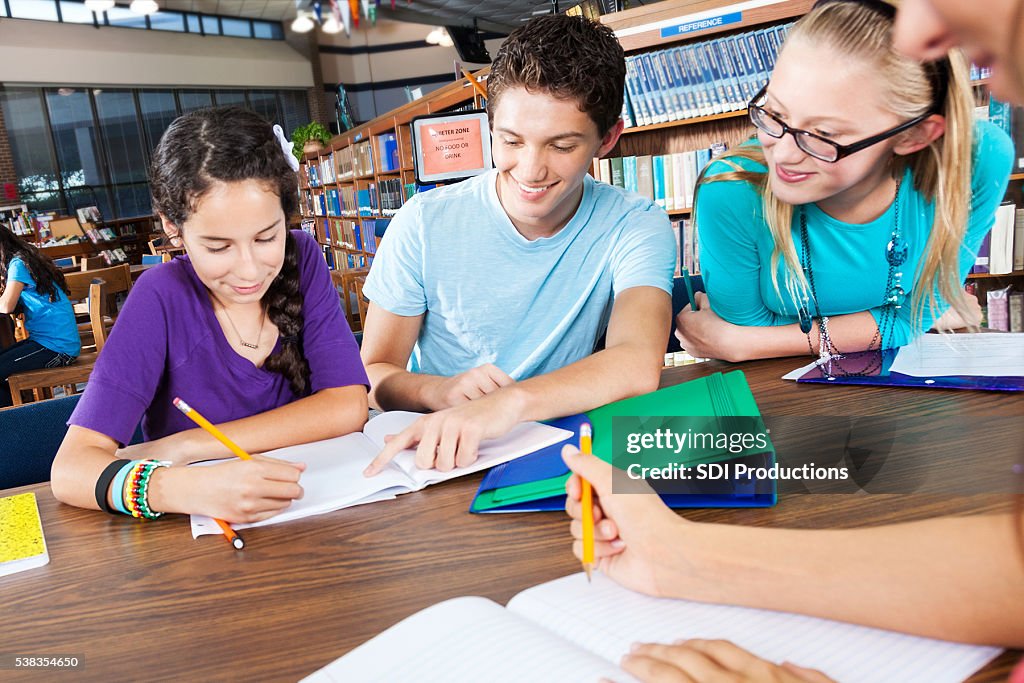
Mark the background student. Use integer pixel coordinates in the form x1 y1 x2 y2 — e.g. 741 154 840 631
674 0 1012 364
360 15 675 476
0 226 79 407
51 107 369 524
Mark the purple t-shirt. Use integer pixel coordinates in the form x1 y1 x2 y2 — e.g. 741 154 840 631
70 230 368 445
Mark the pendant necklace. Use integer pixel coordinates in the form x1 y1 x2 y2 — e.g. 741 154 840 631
219 302 267 350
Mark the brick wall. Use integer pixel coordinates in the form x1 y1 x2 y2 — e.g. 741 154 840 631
0 100 18 203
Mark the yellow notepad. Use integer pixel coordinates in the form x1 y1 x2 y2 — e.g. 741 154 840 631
0 492 49 578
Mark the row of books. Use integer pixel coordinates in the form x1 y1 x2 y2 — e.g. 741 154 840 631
305 216 384 257
622 23 792 128
2 206 35 238
973 204 1024 275
377 133 400 173
323 245 372 271
593 143 728 212
980 285 1024 332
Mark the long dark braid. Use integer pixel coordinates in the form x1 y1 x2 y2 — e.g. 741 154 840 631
263 231 310 396
0 225 70 303
148 106 309 395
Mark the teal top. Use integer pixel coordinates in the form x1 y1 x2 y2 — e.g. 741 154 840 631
6 256 80 356
695 120 1014 349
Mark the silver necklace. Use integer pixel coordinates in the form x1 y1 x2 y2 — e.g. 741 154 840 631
218 302 266 350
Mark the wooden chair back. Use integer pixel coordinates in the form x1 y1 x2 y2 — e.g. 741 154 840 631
80 255 106 271
65 264 132 302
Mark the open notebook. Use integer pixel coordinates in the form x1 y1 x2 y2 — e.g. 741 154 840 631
190 411 571 537
302 573 1001 683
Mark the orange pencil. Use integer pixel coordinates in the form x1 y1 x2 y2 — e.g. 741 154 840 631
215 518 245 550
173 397 251 551
461 69 488 101
580 422 594 582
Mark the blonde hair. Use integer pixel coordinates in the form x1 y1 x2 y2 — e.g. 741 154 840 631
695 0 976 345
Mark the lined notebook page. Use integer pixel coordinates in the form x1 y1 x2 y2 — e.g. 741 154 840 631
508 573 1002 683
301 596 633 683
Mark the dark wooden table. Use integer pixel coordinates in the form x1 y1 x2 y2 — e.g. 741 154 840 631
2 358 1021 681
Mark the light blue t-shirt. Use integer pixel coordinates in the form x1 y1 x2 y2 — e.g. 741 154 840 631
695 120 1013 349
7 256 80 356
363 169 676 379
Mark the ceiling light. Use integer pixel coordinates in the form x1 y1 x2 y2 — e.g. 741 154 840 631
322 15 342 34
129 0 159 15
84 0 116 11
291 12 315 33
427 28 454 48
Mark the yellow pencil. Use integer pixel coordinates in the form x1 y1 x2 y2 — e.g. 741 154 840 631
580 422 594 582
173 397 251 551
173 397 252 461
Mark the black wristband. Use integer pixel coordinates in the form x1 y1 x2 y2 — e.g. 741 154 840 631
94 459 130 514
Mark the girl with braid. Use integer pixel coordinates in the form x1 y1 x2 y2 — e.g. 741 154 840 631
51 107 369 523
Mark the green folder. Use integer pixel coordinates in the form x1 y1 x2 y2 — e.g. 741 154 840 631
472 371 767 511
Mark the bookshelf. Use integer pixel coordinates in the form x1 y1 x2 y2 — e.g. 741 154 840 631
297 69 489 329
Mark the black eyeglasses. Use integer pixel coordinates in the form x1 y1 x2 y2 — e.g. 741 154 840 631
747 83 934 163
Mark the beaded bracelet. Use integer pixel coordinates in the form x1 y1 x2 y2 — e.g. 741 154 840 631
123 459 170 520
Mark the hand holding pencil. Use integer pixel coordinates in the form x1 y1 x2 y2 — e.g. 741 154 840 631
562 442 688 597
172 398 306 548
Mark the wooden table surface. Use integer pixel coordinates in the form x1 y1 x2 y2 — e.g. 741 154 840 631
2 358 1021 682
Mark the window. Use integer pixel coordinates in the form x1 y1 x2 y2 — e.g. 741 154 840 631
280 91 311 138
8 0 58 21
59 1 97 24
7 87 308 219
105 4 148 28
254 21 282 40
213 91 248 107
178 91 213 113
138 90 178 156
45 88 113 218
186 13 201 33
1 88 61 211
149 11 185 32
247 91 281 126
201 15 220 36
220 16 251 38
94 90 148 195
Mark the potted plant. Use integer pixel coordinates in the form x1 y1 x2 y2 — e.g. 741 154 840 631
291 122 333 161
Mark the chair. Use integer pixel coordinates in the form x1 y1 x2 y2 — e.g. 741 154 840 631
0 393 82 488
53 256 77 269
6 279 112 406
80 255 107 271
353 274 369 331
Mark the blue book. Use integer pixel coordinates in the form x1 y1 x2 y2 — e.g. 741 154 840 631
623 156 638 194
667 47 697 119
745 32 768 86
694 42 724 114
757 29 778 73
655 51 685 121
638 53 667 123
652 155 668 210
712 38 741 110
625 56 651 126
688 42 712 115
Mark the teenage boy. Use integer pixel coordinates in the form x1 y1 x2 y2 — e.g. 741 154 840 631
361 14 675 476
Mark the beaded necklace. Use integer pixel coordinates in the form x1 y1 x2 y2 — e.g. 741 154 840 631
797 179 906 377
